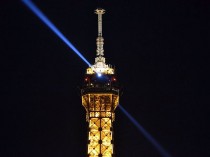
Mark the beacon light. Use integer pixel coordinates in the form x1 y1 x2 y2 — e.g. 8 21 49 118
97 73 102 77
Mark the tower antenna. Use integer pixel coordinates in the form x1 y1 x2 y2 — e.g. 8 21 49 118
95 8 105 57
85 8 114 75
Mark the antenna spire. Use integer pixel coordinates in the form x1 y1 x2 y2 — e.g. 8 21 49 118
95 8 105 57
85 8 114 75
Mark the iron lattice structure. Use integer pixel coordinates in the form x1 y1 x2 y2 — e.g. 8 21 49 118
81 90 119 156
81 8 120 157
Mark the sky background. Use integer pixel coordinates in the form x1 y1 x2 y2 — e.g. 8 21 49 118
1 0 209 157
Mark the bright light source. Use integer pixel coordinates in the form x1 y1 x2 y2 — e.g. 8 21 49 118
97 73 102 77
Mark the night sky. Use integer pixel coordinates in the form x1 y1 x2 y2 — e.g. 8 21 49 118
1 0 209 157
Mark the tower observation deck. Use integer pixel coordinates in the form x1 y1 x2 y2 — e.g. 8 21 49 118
81 8 120 157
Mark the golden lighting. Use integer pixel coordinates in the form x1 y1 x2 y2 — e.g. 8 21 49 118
82 93 119 156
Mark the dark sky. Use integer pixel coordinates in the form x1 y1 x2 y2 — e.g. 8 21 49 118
1 0 209 157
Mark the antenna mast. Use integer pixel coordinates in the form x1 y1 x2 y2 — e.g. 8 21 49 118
95 8 105 57
86 8 114 75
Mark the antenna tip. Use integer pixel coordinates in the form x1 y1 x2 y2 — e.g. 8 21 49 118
95 8 105 14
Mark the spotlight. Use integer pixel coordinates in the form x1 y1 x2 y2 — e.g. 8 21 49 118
97 73 102 77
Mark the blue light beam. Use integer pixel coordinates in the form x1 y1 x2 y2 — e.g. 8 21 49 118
119 105 172 157
22 0 91 67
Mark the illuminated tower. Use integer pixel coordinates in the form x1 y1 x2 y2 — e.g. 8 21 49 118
81 8 120 157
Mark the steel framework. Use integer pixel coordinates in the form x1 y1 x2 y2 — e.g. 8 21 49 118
81 8 120 157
